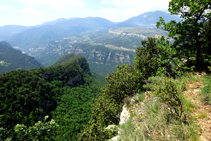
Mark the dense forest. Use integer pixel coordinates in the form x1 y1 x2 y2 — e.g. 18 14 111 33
1 0 211 140
77 1 211 140
0 54 105 140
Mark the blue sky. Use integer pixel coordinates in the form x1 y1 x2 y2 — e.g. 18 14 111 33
0 0 172 27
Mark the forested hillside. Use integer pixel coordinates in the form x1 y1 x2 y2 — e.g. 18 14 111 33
0 54 105 140
0 42 43 74
77 1 211 140
0 1 210 140
32 27 170 76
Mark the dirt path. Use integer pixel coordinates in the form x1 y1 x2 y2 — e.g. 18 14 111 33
183 73 211 141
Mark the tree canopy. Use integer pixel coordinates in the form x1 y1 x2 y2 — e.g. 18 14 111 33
156 0 211 71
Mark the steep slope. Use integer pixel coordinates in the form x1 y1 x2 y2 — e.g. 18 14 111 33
52 53 107 84
0 42 42 74
36 42 135 76
52 53 83 66
33 27 171 76
0 54 104 140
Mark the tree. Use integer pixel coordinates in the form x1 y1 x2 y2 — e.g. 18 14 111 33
199 19 211 72
156 0 211 71
134 36 184 79
0 116 58 141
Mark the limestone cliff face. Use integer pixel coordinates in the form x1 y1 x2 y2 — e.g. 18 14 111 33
43 42 135 66
66 47 134 65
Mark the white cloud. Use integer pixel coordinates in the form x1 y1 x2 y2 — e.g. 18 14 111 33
19 0 86 9
102 0 111 4
84 8 89 13
0 6 8 10
100 8 121 14
22 8 43 16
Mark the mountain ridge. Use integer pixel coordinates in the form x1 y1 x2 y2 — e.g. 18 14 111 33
0 42 43 74
0 53 104 140
6 10 181 53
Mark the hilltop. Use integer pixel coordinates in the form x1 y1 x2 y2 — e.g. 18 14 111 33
0 54 105 140
0 42 42 74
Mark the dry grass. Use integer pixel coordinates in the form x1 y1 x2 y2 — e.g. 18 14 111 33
114 72 210 141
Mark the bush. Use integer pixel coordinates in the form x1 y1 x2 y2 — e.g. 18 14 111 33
78 64 143 140
0 116 58 141
154 78 183 121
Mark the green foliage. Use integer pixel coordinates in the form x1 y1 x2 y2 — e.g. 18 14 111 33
52 53 80 66
78 64 143 140
153 77 183 121
0 54 104 140
198 113 207 119
0 116 58 141
199 21 211 73
201 74 211 105
156 0 211 71
52 78 103 141
91 71 106 85
117 96 199 141
134 36 184 79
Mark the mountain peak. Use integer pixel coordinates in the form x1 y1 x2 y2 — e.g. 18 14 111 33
116 10 182 28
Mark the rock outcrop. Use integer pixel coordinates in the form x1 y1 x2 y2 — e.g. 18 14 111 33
106 92 153 141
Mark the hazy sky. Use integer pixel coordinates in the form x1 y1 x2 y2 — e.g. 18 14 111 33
0 0 171 27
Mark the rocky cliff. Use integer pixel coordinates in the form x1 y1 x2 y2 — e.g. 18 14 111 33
35 42 135 76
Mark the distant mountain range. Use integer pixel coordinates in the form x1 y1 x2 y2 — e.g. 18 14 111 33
0 41 42 74
0 10 182 75
2 11 181 52
32 27 171 76
116 10 182 28
6 17 116 53
0 25 31 41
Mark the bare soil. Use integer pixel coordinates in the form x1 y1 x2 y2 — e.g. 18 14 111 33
183 72 211 141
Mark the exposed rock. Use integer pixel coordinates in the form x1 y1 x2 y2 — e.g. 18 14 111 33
119 104 130 125
106 102 131 141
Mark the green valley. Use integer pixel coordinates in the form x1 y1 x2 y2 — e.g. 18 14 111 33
31 27 171 76
0 4 210 141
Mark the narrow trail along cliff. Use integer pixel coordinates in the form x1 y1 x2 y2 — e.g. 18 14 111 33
183 73 211 141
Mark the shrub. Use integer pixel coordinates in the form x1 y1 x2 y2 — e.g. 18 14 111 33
154 78 183 121
78 64 143 140
0 116 58 141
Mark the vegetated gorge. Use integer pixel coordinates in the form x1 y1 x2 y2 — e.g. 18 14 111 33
0 2 211 141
